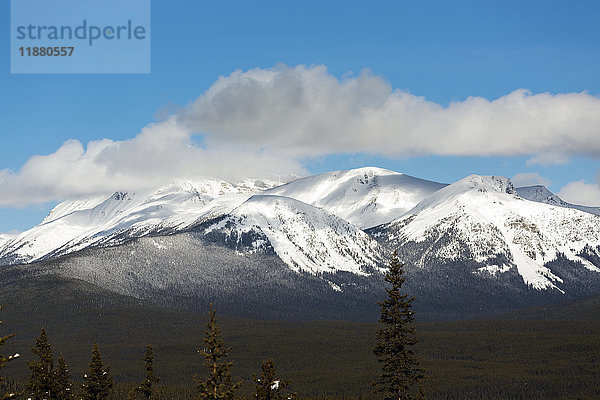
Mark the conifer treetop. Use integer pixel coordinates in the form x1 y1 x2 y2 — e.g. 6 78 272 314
136 344 158 399
27 327 55 400
82 342 113 400
54 353 74 400
373 251 425 400
195 303 240 400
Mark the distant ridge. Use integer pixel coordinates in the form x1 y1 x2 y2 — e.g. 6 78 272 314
1 168 599 320
517 185 600 216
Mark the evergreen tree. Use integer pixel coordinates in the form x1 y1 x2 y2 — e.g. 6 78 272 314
130 344 159 400
195 304 240 400
253 359 295 400
53 354 73 400
27 328 54 400
372 251 425 400
82 343 113 400
0 306 20 400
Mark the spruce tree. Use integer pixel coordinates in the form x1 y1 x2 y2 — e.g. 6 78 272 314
132 344 158 399
253 359 295 400
54 354 74 400
372 251 425 400
0 306 20 400
82 343 113 400
27 328 54 400
195 304 240 400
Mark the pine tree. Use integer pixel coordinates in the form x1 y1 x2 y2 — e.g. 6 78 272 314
195 304 240 400
372 251 425 400
132 344 159 399
0 306 20 400
82 343 113 400
53 354 74 400
27 328 54 400
253 359 295 400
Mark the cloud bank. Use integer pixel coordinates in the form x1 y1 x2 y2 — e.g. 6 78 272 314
183 64 600 160
2 64 600 207
0 117 304 207
558 180 600 207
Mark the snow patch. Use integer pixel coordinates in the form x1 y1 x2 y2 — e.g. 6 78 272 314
474 264 512 276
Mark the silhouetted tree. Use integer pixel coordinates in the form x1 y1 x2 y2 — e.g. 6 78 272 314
27 328 54 400
372 251 425 400
195 304 240 400
82 343 113 400
128 345 159 400
54 353 74 399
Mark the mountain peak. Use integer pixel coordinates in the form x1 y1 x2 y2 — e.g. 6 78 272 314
265 167 445 229
517 184 552 196
341 166 402 177
384 173 600 292
456 174 516 195
517 185 600 216
516 185 563 204
402 175 516 219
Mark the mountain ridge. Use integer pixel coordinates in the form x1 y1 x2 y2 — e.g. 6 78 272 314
1 167 600 319
370 174 600 292
264 166 446 229
516 185 600 216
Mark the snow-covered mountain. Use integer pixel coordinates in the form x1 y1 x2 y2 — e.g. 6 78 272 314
198 195 384 280
0 167 443 267
517 185 600 216
3 167 600 320
371 175 600 293
0 178 282 265
265 167 446 229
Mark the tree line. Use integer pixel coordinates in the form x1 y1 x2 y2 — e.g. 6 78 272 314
0 252 425 399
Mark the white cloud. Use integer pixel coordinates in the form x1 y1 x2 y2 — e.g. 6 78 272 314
525 153 570 166
558 180 600 207
2 64 600 207
0 116 305 207
511 172 552 188
181 64 600 161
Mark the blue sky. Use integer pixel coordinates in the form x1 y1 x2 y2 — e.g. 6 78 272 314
1 0 600 232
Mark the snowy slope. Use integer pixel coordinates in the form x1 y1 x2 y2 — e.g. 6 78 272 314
41 196 109 224
0 233 18 248
4 167 600 300
0 167 444 265
201 195 384 278
265 167 446 229
517 185 600 216
376 175 600 291
0 179 281 265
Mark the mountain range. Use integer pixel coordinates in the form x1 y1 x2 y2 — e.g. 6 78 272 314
1 167 599 320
